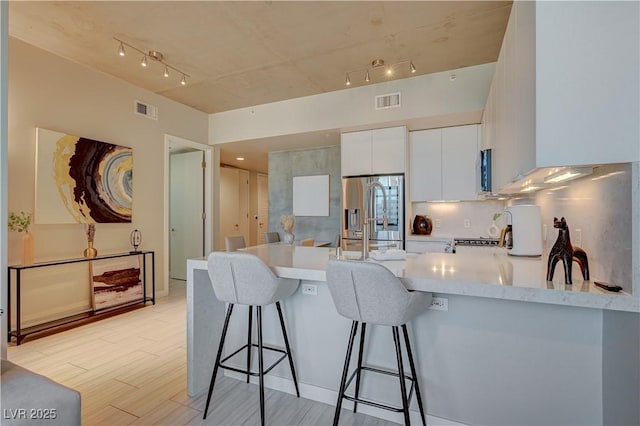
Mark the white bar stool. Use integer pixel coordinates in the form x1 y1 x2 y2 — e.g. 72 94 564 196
203 251 301 425
326 259 432 426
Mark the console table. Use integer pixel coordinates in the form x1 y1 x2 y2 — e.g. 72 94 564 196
7 251 155 345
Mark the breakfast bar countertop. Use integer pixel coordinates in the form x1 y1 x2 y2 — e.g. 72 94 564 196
189 244 639 313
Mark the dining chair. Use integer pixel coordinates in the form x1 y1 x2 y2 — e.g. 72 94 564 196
264 232 280 244
225 235 246 252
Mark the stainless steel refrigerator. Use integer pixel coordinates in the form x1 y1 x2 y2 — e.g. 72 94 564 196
341 174 404 251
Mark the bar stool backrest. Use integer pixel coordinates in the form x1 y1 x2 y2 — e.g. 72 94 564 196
208 251 299 306
326 259 431 326
225 235 246 252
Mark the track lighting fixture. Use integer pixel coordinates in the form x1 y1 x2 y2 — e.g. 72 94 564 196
114 37 189 86
344 58 416 86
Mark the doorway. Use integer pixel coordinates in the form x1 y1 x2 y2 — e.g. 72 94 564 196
256 173 269 244
170 150 203 280
164 135 212 291
219 166 249 249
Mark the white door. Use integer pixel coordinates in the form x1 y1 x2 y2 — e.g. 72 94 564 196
219 167 250 248
238 169 250 243
219 167 241 249
256 174 269 244
170 151 204 280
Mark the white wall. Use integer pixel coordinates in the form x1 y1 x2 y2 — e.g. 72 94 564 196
1 1 8 357
209 63 495 144
7 37 208 325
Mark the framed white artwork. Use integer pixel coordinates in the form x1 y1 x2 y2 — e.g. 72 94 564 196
292 175 329 217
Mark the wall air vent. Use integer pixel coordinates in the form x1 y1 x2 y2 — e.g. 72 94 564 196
134 100 158 120
374 92 401 110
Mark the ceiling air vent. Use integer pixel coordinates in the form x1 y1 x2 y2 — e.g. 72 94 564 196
134 100 158 120
375 92 401 110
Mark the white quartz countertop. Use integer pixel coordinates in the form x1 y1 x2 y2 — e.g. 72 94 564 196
189 245 639 312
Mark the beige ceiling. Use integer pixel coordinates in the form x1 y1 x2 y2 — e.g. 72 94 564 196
8 1 511 173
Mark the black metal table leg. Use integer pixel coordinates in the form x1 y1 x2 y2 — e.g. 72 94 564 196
16 271 21 345
150 252 155 304
7 268 11 343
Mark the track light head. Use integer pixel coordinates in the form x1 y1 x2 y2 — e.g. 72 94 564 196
141 55 147 67
118 42 126 57
180 75 187 86
163 66 170 78
345 58 414 86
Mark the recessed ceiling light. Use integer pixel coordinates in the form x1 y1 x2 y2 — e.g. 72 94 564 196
236 157 245 161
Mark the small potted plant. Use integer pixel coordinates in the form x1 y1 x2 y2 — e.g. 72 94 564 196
8 211 34 265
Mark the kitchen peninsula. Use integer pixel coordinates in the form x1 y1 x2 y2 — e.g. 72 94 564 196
187 245 639 426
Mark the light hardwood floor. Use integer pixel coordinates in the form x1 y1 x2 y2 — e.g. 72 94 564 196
7 281 397 426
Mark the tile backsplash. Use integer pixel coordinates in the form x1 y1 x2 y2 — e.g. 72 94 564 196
411 163 633 293
411 200 507 239
533 163 632 293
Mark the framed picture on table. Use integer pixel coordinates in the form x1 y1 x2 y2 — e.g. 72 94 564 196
90 256 142 311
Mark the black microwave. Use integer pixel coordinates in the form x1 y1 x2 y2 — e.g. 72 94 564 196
480 149 492 192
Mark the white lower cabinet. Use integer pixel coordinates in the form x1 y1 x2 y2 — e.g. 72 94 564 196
409 124 479 201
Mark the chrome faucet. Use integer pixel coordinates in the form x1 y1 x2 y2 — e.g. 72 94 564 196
362 180 389 260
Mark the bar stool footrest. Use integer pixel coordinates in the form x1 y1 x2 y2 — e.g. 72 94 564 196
219 343 288 377
342 365 416 413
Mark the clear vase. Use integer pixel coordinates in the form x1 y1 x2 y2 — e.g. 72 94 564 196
84 241 98 258
23 232 34 265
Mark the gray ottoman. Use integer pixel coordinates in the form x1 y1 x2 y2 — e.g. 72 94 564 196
1 359 81 426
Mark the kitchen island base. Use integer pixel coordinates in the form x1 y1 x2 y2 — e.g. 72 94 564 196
188 258 638 426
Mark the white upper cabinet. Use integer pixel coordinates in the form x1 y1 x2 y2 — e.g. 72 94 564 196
535 1 639 167
409 129 442 201
410 125 479 201
483 1 639 191
442 125 480 201
340 131 372 176
341 126 406 176
371 127 407 175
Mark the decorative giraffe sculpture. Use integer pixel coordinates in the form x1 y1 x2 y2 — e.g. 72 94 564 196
546 217 589 284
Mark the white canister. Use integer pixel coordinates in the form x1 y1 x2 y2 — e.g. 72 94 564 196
506 205 542 257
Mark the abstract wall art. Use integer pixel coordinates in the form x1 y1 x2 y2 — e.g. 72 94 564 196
35 128 133 224
91 256 142 310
